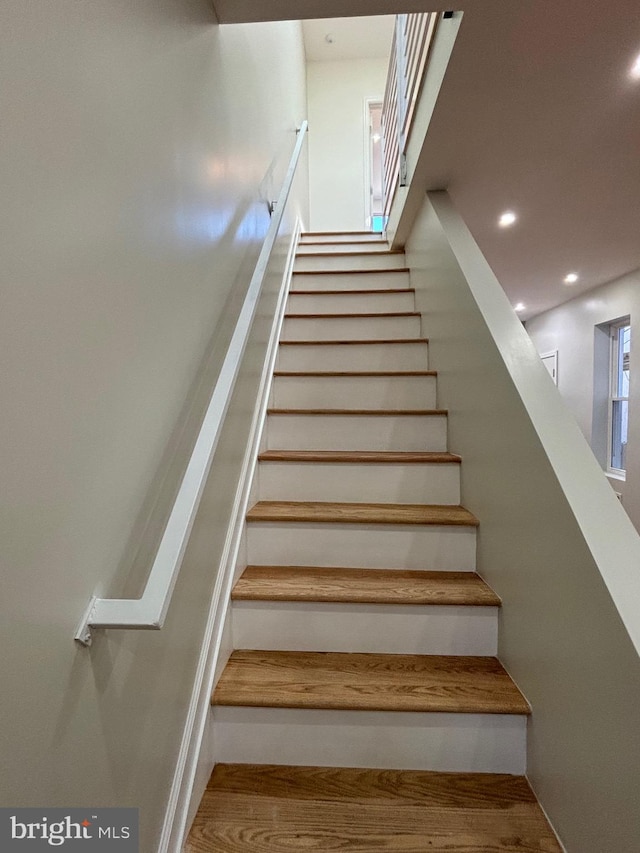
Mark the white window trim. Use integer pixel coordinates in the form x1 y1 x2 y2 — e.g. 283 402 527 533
607 318 630 478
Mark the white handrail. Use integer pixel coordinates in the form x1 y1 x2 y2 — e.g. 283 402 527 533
75 121 308 646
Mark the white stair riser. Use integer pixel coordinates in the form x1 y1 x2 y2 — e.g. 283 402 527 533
282 315 421 341
294 254 406 272
257 461 460 503
276 342 429 372
270 374 436 411
232 602 498 655
297 242 388 253
213 707 527 774
291 270 410 291
287 291 414 315
266 413 447 452
246 522 476 571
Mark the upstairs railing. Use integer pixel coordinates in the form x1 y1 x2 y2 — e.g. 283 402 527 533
382 12 439 218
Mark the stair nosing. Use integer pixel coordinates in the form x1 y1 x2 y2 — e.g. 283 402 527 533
295 249 403 256
292 268 409 275
267 407 447 416
232 566 500 607
246 501 479 527
278 338 429 346
257 450 459 463
290 288 414 295
212 650 531 715
284 311 420 319
272 370 436 377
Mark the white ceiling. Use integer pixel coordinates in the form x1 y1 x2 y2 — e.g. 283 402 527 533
417 0 640 320
302 16 395 62
213 0 640 321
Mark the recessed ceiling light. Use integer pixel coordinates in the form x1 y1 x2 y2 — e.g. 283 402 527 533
499 210 517 228
630 53 640 80
515 302 526 312
564 272 579 284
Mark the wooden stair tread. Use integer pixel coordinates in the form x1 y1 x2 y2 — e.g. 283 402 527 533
212 650 530 714
300 237 387 243
258 450 459 463
293 267 408 275
185 764 561 853
292 288 413 295
268 408 447 416
278 337 429 345
295 250 403 258
232 567 500 606
272 370 436 377
247 501 478 526
285 311 419 318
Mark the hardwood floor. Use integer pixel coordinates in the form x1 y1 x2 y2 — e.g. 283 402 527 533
212 650 530 714
185 764 562 853
232 566 500 605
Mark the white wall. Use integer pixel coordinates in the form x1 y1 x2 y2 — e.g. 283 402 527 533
406 193 640 853
307 57 388 231
527 270 640 531
0 1 307 848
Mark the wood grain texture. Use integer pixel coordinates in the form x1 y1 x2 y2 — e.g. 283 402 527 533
272 370 436 377
258 450 460 463
246 501 479 526
278 337 429 345
185 764 562 853
267 407 447 416
284 311 420 318
294 268 408 276
212 650 530 714
232 566 500 606
295 251 404 259
291 288 414 295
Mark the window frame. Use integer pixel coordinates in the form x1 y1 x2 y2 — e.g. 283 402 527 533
607 318 631 478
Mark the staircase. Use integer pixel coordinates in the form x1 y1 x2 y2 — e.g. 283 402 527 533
185 232 562 851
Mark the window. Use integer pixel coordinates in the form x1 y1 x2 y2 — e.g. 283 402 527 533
608 320 631 475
